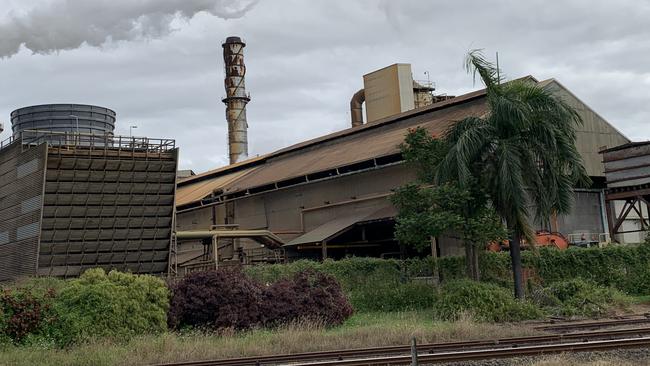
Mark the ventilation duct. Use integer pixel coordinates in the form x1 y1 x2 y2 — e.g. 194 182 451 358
350 89 365 127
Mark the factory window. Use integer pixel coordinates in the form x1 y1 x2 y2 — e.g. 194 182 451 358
0 232 8 245
17 159 39 178
21 195 42 214
16 222 39 240
338 159 376 174
375 153 403 166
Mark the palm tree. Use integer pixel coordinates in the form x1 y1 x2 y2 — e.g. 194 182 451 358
437 50 590 298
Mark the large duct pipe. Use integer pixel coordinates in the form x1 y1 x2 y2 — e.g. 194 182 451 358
222 36 250 165
350 89 365 127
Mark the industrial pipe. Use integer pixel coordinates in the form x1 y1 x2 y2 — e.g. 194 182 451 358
350 89 365 127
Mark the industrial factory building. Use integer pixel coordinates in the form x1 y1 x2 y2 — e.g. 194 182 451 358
0 104 178 281
174 42 630 270
0 36 635 279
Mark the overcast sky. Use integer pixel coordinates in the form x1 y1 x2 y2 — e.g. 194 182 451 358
1 0 649 172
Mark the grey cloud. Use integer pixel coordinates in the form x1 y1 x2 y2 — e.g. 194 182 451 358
1 0 649 173
0 0 258 57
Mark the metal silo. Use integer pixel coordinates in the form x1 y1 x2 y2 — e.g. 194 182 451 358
11 104 116 141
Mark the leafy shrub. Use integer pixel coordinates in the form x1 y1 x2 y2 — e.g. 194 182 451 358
433 279 542 322
542 279 631 317
627 270 650 296
168 268 263 330
261 270 353 326
349 281 437 312
54 269 169 345
247 257 439 312
170 268 353 331
246 259 322 285
0 287 56 344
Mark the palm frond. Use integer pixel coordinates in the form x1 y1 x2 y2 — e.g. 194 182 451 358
464 49 503 91
437 116 494 185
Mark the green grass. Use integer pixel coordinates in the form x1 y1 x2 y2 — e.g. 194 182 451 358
0 310 541 366
631 295 650 304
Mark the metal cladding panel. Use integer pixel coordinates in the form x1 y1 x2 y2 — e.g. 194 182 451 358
539 79 630 177
363 64 415 123
38 147 178 278
602 142 650 188
0 142 47 281
556 191 605 235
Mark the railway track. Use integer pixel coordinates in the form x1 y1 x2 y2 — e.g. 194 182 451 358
535 315 650 332
289 337 650 365
155 326 650 366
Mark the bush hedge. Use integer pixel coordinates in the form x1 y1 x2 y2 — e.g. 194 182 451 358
262 270 353 326
169 268 353 331
247 243 650 311
433 279 542 322
168 269 263 330
0 287 57 344
53 269 169 346
0 269 169 347
540 279 631 318
246 258 439 312
2 242 648 346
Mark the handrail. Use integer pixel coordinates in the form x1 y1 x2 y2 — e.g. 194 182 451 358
0 134 16 151
16 129 175 152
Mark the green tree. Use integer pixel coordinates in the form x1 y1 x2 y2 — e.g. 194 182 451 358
437 50 590 298
392 128 506 280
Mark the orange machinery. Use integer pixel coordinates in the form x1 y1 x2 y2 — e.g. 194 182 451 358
487 230 569 252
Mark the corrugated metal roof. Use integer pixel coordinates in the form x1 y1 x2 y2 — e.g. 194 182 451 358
176 167 256 206
285 205 397 247
178 154 268 186
176 86 497 207
223 100 487 194
177 87 492 189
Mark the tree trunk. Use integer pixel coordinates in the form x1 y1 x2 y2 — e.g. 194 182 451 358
463 242 475 280
510 230 525 299
464 243 480 281
472 245 481 281
431 237 440 286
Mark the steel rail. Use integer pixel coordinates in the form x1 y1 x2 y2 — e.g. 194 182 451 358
154 327 650 366
291 336 650 366
535 317 650 332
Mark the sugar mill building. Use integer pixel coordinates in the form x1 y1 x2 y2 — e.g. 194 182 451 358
174 55 630 270
0 104 178 281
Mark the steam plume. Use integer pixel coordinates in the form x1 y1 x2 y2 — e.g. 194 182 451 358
0 0 258 58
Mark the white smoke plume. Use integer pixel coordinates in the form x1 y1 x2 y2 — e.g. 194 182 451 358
0 0 258 58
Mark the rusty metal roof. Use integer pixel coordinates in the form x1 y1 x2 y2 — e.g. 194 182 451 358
176 86 496 207
223 99 487 195
176 167 256 206
285 205 397 247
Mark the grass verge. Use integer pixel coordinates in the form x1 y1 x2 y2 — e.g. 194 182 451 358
0 310 541 366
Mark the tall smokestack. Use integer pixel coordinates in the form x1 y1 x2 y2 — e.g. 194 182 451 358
222 36 250 164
